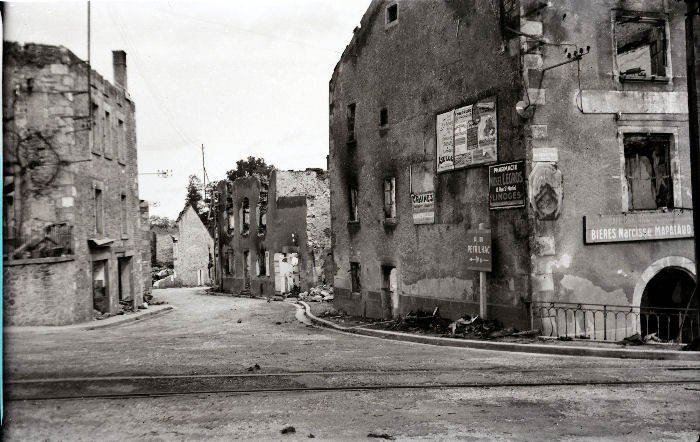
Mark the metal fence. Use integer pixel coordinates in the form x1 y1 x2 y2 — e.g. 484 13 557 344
3 223 74 259
529 301 699 344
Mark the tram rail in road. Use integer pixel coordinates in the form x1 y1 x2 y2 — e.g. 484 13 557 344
7 365 700 401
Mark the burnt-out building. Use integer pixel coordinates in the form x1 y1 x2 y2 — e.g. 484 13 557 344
214 169 331 297
329 0 697 340
3 42 148 325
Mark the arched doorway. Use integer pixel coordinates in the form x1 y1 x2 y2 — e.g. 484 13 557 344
640 267 697 341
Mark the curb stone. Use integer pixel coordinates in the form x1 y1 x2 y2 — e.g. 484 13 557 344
84 305 175 330
298 302 700 362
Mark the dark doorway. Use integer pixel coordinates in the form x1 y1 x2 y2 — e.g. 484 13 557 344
641 268 697 341
118 257 133 305
381 265 397 320
92 260 109 313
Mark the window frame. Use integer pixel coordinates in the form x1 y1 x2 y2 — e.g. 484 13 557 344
383 177 396 220
617 126 681 213
347 103 356 144
348 186 359 222
120 193 128 238
350 261 361 293
94 187 104 235
385 2 398 28
611 11 672 84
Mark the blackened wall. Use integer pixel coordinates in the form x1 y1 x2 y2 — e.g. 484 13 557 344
329 0 528 324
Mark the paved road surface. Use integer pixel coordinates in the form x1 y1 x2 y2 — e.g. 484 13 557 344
3 287 699 440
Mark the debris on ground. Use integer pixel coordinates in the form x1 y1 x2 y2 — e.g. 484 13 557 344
246 363 261 372
557 336 574 341
367 432 395 440
280 426 296 434
682 338 700 351
298 284 334 302
387 309 451 334
617 332 668 346
237 319 242 323
93 309 111 320
307 434 315 438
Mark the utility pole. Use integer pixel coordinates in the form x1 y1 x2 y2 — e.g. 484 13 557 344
684 0 700 337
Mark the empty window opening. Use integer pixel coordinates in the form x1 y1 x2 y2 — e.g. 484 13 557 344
384 177 396 219
117 119 125 163
615 16 668 80
241 198 250 235
94 188 104 234
349 186 359 222
226 249 234 275
120 194 127 236
381 265 398 319
347 103 356 143
380 108 388 126
624 133 673 211
104 111 112 159
350 262 361 293
257 249 267 277
386 3 398 24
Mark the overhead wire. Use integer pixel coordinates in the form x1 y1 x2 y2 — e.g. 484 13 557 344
104 4 195 148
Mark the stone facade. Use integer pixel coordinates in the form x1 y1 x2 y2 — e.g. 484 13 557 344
173 205 214 286
214 169 331 297
3 42 147 325
329 0 695 329
150 226 176 267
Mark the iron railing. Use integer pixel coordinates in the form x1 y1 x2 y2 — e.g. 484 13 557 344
529 301 699 344
3 223 74 260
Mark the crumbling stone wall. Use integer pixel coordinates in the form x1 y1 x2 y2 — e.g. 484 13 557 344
3 42 146 325
174 205 214 286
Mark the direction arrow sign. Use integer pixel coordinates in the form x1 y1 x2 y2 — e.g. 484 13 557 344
466 229 492 272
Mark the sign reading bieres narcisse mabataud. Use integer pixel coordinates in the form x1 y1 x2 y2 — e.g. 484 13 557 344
489 160 526 209
584 211 694 244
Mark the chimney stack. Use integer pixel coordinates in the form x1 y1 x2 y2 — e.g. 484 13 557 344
112 50 127 90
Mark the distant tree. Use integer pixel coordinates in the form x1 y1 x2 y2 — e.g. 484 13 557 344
185 174 204 214
225 156 275 182
149 215 174 230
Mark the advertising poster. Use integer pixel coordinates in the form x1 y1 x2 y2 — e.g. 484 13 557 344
474 100 497 166
436 110 454 173
453 105 472 168
410 161 435 224
584 211 694 244
489 161 526 209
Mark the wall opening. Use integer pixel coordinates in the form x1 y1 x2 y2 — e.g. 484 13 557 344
350 261 361 293
381 265 397 319
641 267 697 341
92 259 109 313
274 252 300 294
623 133 672 211
615 14 669 81
118 257 132 303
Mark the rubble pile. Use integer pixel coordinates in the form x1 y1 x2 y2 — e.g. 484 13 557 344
386 309 452 334
380 310 539 340
297 285 334 302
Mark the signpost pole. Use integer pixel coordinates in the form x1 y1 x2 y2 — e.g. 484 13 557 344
478 222 487 319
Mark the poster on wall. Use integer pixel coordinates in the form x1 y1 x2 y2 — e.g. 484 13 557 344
436 110 455 173
410 161 435 224
453 105 473 168
437 98 497 172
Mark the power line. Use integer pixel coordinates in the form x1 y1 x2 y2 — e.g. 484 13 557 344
104 4 195 147
156 7 342 55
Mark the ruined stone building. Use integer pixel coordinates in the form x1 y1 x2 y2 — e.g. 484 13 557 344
329 0 697 341
3 42 149 325
172 205 214 286
150 224 176 268
214 169 331 297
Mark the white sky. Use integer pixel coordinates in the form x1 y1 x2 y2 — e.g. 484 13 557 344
4 0 370 219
